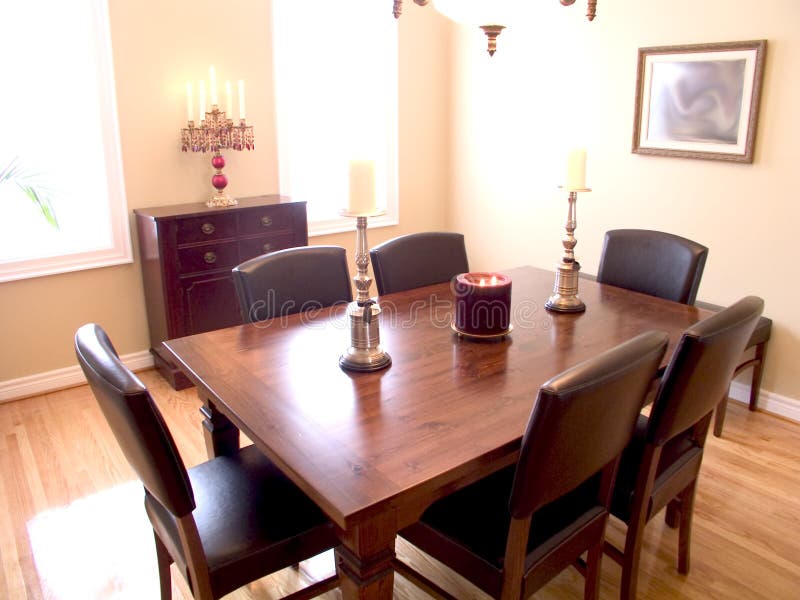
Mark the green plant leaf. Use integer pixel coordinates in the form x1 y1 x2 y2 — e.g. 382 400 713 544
18 184 59 228
0 157 59 228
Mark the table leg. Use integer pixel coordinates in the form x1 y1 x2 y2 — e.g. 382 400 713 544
199 398 240 458
335 513 397 600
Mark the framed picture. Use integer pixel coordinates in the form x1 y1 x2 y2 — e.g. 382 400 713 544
632 40 767 163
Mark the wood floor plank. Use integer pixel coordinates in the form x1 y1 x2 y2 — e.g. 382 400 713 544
0 369 798 599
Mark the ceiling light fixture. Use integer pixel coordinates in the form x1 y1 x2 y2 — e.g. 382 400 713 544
392 1 597 56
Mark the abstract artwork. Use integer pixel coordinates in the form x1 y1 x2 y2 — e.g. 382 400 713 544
632 40 767 163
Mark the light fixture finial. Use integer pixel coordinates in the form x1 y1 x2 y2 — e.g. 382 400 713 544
479 25 505 57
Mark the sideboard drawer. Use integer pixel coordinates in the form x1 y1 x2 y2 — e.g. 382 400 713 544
238 232 297 262
239 206 295 234
177 213 238 244
178 241 240 273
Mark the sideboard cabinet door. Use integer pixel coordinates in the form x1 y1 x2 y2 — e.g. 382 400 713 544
134 195 308 389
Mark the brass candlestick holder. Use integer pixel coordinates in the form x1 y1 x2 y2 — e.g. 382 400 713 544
181 105 254 207
339 210 391 372
545 187 590 313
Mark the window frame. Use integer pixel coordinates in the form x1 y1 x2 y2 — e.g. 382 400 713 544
270 0 400 238
0 0 131 283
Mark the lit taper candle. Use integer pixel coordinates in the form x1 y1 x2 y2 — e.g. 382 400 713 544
209 65 217 106
186 82 192 122
238 80 246 120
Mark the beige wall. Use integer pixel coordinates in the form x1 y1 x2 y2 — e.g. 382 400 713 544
0 1 451 382
447 0 799 399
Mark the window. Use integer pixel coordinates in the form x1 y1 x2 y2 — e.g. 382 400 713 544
0 0 131 282
270 0 399 235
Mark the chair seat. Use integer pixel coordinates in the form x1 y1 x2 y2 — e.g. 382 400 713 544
146 444 336 598
749 314 773 347
610 415 702 523
402 466 603 575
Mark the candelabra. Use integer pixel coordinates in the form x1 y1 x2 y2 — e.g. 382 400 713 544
339 210 391 372
545 187 590 313
181 106 254 207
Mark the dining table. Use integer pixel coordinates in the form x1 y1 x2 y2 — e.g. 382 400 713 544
162 265 711 599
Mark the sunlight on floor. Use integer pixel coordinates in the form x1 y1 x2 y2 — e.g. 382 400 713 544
27 481 157 600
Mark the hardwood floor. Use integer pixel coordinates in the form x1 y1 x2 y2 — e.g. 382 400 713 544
1 369 798 599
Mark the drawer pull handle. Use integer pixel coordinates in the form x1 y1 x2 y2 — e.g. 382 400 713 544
262 243 273 253
203 251 217 264
201 223 215 235
261 216 273 227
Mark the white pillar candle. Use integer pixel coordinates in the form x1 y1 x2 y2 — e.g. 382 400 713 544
348 160 377 214
225 81 232 117
565 148 587 190
209 65 217 106
199 80 206 122
238 80 246 120
186 82 192 122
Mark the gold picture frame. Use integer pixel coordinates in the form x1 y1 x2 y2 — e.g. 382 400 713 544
632 40 767 163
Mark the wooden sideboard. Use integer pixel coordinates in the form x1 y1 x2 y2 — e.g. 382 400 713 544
135 195 308 389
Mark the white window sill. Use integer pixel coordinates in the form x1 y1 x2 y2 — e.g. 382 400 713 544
308 212 399 238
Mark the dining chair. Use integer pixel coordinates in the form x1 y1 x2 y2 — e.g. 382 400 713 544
75 323 339 600
232 245 352 323
604 296 764 600
595 229 769 437
596 229 708 305
369 231 469 295
394 330 669 600
695 299 773 437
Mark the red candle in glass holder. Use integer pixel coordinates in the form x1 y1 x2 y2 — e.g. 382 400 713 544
454 272 512 336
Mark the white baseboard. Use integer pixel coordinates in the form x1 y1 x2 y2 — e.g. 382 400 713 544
0 351 154 403
729 381 800 424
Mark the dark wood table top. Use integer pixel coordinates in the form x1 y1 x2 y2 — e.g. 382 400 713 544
163 265 709 534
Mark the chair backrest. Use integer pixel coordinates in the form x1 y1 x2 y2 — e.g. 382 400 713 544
648 296 764 446
369 232 469 295
509 330 669 518
74 323 195 517
597 229 708 304
232 245 353 323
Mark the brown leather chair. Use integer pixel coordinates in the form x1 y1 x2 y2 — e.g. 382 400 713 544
595 229 769 437
369 232 469 295
394 331 669 600
596 229 708 305
604 296 764 600
695 299 773 436
232 245 352 323
75 323 339 600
